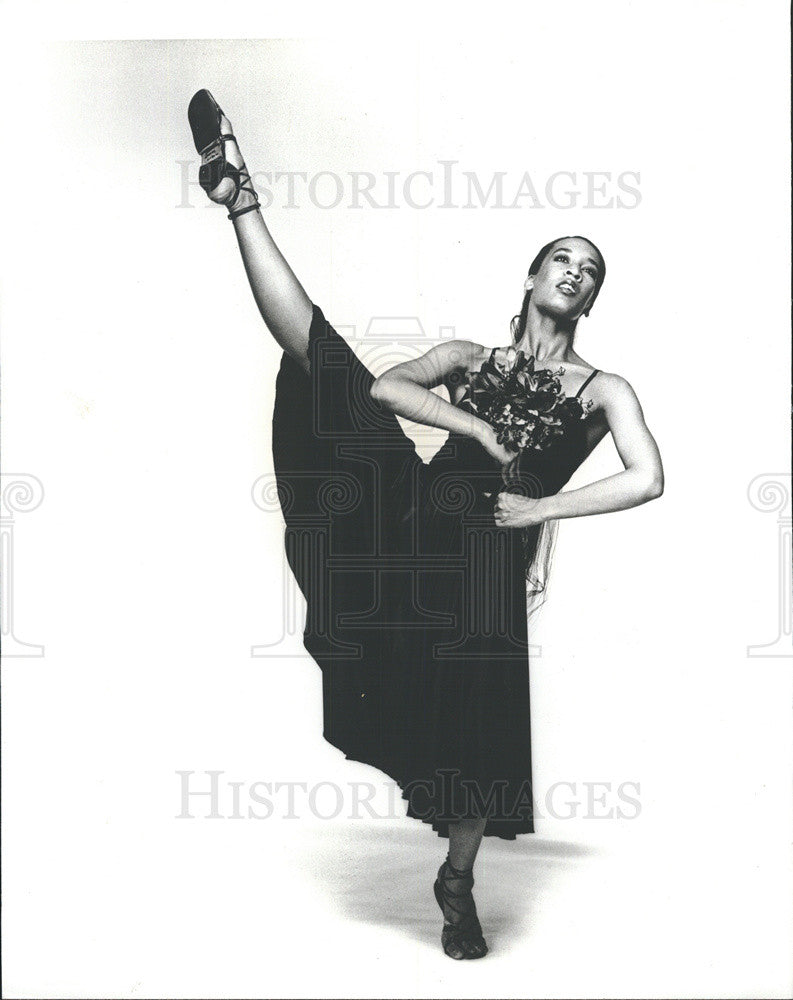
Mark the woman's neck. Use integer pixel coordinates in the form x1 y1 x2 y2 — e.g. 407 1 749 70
513 303 578 366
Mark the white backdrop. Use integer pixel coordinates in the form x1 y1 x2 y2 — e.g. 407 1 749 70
1 4 791 998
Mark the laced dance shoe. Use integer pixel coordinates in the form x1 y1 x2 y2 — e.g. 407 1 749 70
187 89 260 220
433 857 489 959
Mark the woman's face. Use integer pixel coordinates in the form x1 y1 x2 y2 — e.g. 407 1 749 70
525 238 603 321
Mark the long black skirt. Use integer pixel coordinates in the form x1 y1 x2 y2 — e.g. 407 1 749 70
271 303 535 839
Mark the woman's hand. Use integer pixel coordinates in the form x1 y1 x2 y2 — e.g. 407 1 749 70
493 491 545 528
476 423 516 467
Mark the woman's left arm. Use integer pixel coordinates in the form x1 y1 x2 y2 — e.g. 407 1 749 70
495 374 664 528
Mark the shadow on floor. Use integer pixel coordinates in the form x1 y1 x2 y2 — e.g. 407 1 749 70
286 821 603 955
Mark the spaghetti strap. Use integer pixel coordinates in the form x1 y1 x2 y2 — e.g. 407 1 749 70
574 368 600 397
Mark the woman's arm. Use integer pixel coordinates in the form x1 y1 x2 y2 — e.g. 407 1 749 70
370 340 512 462
494 373 664 528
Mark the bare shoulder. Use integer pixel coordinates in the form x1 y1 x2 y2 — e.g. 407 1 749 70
433 339 489 397
430 338 488 378
375 337 487 392
407 338 486 368
587 370 642 405
587 370 651 430
436 338 488 366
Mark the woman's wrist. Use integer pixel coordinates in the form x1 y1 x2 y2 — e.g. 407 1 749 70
538 496 558 524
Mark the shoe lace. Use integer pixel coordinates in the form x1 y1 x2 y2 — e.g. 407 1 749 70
218 133 260 219
437 858 477 928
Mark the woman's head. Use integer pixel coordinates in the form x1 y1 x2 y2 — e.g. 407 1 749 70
511 236 606 342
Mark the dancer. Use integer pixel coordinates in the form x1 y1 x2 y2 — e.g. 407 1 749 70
188 90 664 960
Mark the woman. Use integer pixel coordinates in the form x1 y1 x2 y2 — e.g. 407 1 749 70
188 90 664 960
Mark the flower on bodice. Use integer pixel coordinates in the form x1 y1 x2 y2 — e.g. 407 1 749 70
460 346 593 454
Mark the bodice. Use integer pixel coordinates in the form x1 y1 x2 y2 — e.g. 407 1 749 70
426 352 599 515
425 409 590 516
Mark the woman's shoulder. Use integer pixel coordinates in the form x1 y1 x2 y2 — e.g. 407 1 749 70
579 367 644 416
431 338 492 373
445 338 490 359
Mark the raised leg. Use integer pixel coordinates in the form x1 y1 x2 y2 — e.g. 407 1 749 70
189 91 313 375
231 212 314 376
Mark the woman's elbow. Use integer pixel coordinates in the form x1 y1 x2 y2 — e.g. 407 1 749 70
642 472 664 500
370 376 390 404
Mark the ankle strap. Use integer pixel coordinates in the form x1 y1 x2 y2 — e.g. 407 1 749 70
226 158 260 220
228 202 260 221
444 857 474 879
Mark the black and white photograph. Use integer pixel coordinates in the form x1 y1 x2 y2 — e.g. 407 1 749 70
1 3 791 998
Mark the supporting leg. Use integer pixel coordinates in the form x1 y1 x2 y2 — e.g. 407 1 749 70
433 817 489 959
448 817 487 872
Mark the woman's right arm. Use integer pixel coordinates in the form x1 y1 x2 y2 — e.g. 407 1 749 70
369 340 513 464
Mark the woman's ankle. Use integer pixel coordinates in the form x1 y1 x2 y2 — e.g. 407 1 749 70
445 856 474 879
226 183 260 217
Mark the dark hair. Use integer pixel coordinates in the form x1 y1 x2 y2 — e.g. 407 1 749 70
510 236 607 343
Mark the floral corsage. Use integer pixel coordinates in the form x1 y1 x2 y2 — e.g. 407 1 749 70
459 346 593 454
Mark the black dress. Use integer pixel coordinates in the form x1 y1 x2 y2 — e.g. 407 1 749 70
271 303 599 840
